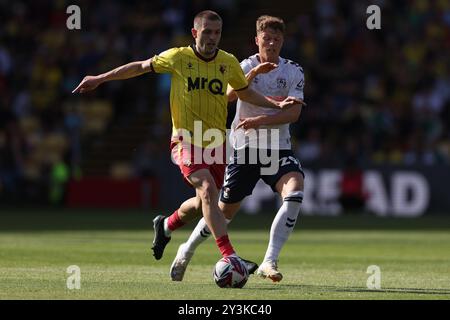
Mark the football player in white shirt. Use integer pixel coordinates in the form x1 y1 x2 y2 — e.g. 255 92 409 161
170 15 306 282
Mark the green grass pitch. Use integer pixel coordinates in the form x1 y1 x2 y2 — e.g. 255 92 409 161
1 209 449 299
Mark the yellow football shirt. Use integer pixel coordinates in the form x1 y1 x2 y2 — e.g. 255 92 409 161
151 45 248 148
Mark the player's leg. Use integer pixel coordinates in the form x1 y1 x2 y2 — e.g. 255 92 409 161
170 155 260 280
152 171 226 261
187 168 236 257
258 171 304 282
170 201 240 281
186 153 258 256
151 195 203 260
152 142 208 260
183 201 240 252
164 195 202 237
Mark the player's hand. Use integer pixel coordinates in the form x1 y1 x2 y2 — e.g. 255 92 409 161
72 75 103 94
236 116 264 130
253 62 278 75
277 96 307 109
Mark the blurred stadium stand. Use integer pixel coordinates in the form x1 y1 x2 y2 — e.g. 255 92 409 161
0 0 449 215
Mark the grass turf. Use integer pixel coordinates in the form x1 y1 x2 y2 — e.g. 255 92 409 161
0 209 449 300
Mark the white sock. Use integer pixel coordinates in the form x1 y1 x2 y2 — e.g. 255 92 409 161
184 217 231 253
263 191 303 263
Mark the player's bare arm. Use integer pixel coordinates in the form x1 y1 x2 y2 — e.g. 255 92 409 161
227 62 278 102
236 103 302 130
72 58 153 94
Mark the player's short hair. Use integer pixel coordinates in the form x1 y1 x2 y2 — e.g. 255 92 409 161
194 10 222 29
256 15 285 34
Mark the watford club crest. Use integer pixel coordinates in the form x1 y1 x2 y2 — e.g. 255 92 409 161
219 64 227 74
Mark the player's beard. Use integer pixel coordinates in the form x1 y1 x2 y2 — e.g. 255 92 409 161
204 42 217 54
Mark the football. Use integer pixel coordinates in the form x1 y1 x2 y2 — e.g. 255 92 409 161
213 256 249 288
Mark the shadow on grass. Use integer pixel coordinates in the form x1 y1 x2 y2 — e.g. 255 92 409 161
252 283 450 295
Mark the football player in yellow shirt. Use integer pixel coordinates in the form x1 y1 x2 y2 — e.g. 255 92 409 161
73 10 300 270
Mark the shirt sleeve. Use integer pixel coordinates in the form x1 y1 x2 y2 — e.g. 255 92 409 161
151 48 179 74
228 55 248 91
240 58 253 75
288 66 305 100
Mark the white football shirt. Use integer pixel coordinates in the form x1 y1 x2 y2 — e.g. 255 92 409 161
230 54 305 150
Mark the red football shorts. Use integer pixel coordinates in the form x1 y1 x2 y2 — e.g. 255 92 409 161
170 140 226 189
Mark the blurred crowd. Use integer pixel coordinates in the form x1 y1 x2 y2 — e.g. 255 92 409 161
287 0 450 168
0 0 449 204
